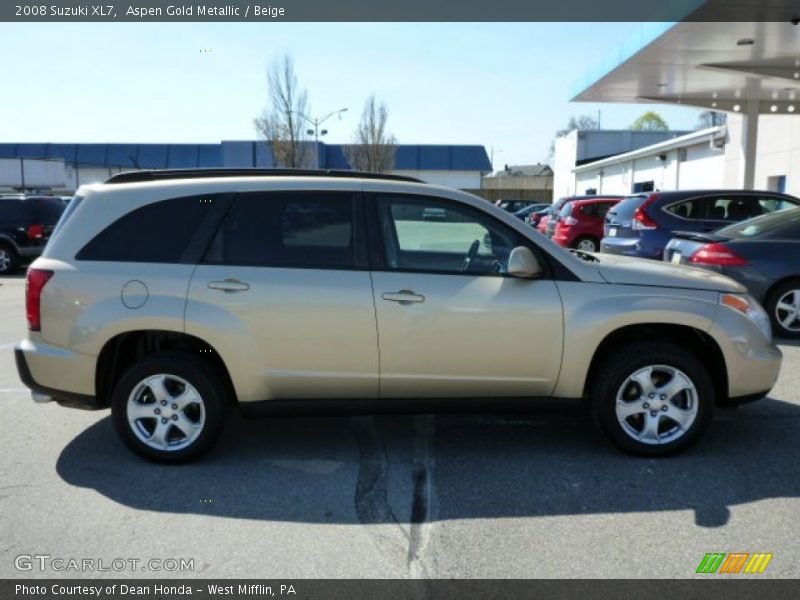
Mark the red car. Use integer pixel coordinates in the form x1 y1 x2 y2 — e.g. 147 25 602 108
552 197 621 252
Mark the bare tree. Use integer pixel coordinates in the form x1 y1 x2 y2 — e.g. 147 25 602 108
549 113 600 157
344 95 397 172
254 55 313 168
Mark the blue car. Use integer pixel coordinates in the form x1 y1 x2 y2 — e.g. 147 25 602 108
600 190 800 259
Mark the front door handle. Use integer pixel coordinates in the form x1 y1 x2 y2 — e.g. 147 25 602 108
208 278 250 293
381 290 425 304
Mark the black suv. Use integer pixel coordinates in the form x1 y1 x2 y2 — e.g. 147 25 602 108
0 195 65 274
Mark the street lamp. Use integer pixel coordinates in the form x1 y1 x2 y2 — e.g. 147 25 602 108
290 107 348 142
287 107 347 168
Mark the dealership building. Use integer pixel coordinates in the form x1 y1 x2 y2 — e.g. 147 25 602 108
0 141 492 194
557 15 800 199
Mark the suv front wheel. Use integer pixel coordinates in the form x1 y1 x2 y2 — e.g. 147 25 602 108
590 342 714 456
111 353 230 463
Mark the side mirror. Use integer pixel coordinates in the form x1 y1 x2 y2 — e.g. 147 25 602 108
507 246 543 279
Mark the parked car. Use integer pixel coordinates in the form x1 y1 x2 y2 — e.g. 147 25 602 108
496 199 542 213
601 190 800 260
664 207 800 338
16 168 781 462
513 203 550 221
0 194 65 274
552 197 622 252
527 206 550 228
543 195 622 238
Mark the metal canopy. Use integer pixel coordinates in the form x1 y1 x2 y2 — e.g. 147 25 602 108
572 8 800 115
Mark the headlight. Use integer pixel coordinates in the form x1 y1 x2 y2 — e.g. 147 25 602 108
720 293 772 341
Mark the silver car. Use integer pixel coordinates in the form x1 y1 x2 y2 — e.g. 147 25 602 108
15 169 782 462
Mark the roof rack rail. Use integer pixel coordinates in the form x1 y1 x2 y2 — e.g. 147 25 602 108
104 168 423 185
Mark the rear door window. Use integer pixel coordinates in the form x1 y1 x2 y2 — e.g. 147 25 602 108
207 192 357 269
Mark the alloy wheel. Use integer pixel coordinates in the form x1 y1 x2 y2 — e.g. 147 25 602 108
775 289 800 333
0 249 10 272
127 374 206 451
615 364 698 445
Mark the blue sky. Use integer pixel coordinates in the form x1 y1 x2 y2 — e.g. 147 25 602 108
0 22 705 166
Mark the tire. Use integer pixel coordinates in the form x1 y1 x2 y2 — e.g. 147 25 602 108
765 279 800 339
589 342 714 457
572 236 599 252
0 243 19 275
111 353 230 463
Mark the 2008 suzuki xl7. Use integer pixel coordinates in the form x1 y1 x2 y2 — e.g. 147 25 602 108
15 169 782 462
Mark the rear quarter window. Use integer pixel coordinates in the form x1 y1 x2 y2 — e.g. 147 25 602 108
76 195 220 263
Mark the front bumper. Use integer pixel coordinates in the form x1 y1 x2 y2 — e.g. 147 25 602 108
15 340 102 410
708 305 783 400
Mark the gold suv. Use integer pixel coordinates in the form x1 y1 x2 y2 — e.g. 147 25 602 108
15 169 782 462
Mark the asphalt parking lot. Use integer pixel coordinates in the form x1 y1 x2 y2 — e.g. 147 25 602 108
1 273 799 579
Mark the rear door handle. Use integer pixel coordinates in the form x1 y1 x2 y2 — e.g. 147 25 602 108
381 290 425 304
208 278 250 293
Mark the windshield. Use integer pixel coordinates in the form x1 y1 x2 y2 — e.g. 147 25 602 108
717 206 800 238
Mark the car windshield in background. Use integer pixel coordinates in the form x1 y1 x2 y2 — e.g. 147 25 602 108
717 206 800 238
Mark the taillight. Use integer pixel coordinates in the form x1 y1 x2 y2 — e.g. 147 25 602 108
632 194 659 230
689 243 748 266
26 268 53 331
27 224 44 240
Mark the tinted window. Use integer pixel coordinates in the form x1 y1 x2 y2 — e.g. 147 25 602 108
377 195 518 275
209 192 355 268
0 200 30 222
665 198 707 220
29 197 65 224
77 195 217 263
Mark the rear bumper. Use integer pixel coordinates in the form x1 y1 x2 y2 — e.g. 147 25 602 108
601 235 664 259
14 340 102 410
17 244 46 258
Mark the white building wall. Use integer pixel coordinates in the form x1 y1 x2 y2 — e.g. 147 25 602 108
0 158 72 191
724 114 800 195
573 140 726 195
392 170 482 190
553 131 579 198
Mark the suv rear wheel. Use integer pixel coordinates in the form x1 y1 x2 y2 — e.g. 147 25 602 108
111 353 230 463
590 342 714 456
0 243 19 275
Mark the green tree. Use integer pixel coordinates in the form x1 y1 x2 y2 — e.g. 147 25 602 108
630 111 669 131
